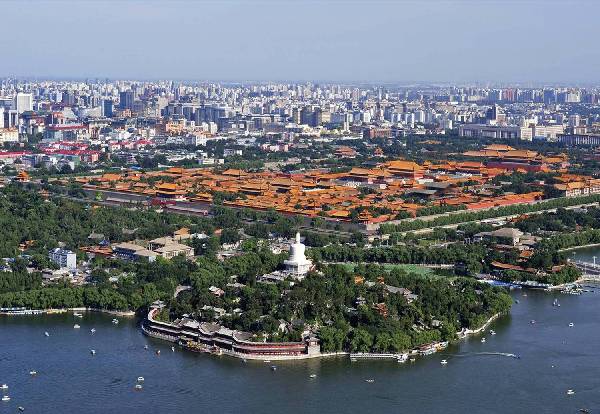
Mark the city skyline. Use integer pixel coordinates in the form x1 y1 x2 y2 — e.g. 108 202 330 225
3 0 600 84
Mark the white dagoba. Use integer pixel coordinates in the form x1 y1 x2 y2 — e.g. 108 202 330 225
284 232 313 279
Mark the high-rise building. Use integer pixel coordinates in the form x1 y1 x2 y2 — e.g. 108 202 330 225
102 99 114 117
119 90 134 110
13 92 33 114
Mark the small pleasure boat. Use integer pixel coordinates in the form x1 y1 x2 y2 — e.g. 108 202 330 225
137 377 144 382
155 350 160 355
44 332 49 337
112 319 119 325
144 345 148 350
29 371 37 376
309 374 317 378
90 328 96 334
171 346 175 352
2 396 10 402
74 324 80 329
73 312 83 318
135 384 143 390
18 406 25 411
90 349 96 355
490 330 496 335
530 320 536 324
365 379 375 383
440 360 448 365
569 323 574 327
0 384 7 390
567 389 575 395
481 338 486 343
270 366 277 371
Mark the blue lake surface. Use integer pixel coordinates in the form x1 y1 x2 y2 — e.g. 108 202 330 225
1 287 599 414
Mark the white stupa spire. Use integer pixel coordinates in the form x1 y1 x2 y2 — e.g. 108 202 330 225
284 232 313 279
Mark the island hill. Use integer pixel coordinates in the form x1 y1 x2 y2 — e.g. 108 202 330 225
143 232 512 360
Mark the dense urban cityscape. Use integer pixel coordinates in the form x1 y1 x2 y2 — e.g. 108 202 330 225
2 0 600 413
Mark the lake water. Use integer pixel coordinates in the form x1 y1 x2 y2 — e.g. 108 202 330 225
1 287 599 414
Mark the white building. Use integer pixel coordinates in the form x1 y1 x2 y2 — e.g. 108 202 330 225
14 92 33 115
48 248 77 270
284 232 313 279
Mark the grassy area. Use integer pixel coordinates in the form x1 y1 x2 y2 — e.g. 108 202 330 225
337 262 436 277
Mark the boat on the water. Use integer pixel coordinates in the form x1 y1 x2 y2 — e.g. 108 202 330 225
567 389 575 395
440 359 448 365
90 349 96 355
2 396 10 402
29 371 37 376
309 374 317 378
135 384 143 390
73 313 83 318
365 379 375 383
143 345 148 350
73 324 80 329
0 384 7 389
18 406 25 411
44 332 49 337
270 365 277 371
171 346 175 352
137 377 144 382
490 330 496 335
90 328 96 334
569 322 574 327
112 319 119 325
481 338 486 343
155 350 160 355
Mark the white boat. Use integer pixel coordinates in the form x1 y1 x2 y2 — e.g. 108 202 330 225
73 312 83 318
0 384 7 389
365 379 375 383
112 319 119 325
440 359 448 365
135 384 143 390
567 389 575 395
29 371 37 376
309 374 317 378
530 320 536 324
490 330 496 335
155 350 160 355
270 365 277 371
144 345 148 350
73 324 80 329
481 338 486 343
44 332 49 337
18 406 24 412
137 377 144 382
90 328 96 334
263 360 271 363
90 349 96 355
409 358 416 363
2 396 10 402
569 323 574 327
171 346 175 352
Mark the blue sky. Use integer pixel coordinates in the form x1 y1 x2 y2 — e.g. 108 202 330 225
2 0 600 83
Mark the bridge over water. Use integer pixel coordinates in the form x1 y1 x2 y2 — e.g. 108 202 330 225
568 259 600 281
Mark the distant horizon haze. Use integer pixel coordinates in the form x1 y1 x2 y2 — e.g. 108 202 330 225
2 0 600 84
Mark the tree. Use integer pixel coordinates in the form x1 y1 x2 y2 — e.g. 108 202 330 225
350 329 373 353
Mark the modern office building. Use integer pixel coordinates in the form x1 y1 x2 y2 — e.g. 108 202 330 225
119 90 134 110
13 92 33 114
